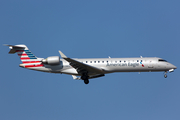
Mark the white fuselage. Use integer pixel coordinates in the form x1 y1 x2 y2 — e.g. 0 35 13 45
26 57 177 76
6 44 177 84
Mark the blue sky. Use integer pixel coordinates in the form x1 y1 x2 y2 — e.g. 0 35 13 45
1 0 180 120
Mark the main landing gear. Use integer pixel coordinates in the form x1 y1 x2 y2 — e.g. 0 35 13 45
84 79 89 84
81 73 89 84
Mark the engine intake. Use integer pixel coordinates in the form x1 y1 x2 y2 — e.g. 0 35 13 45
42 56 60 65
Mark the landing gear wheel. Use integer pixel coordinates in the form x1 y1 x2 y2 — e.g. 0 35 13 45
81 72 89 84
84 79 89 84
164 74 167 78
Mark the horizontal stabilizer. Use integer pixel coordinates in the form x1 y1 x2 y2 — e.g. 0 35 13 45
8 49 16 54
4 44 25 48
4 44 26 54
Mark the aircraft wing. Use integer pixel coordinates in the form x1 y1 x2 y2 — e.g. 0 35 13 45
59 51 104 75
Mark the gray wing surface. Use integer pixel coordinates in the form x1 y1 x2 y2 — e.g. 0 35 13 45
59 51 104 75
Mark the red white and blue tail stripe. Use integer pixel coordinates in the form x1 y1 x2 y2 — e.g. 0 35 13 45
6 44 44 68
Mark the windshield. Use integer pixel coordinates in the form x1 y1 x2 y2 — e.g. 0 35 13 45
158 59 167 62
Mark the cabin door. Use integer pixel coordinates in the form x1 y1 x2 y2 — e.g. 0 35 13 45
148 61 154 68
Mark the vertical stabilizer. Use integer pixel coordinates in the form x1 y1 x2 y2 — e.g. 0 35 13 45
5 44 43 68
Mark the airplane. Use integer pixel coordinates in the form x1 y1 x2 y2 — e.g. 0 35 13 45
5 44 177 84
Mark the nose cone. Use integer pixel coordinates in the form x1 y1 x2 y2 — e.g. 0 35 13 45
170 64 177 69
173 65 177 69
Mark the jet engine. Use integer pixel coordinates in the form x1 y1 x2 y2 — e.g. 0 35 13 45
42 56 60 65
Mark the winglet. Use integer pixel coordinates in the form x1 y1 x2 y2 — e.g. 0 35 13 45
3 44 10 46
59 51 67 58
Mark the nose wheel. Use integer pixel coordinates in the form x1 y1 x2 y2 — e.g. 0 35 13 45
164 71 167 78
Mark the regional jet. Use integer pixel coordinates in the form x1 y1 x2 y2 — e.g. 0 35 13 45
5 44 177 84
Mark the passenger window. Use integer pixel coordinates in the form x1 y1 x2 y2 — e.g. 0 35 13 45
102 61 104 63
86 61 88 63
124 61 126 62
107 61 108 63
115 61 117 63
141 60 143 62
94 61 96 63
120 61 121 62
137 60 139 62
90 61 92 63
98 61 100 63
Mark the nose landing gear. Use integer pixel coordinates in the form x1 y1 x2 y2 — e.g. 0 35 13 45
164 71 167 78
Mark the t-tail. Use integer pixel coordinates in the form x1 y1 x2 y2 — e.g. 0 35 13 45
5 44 44 68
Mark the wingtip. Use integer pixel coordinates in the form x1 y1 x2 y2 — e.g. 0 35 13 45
59 51 67 58
3 44 10 46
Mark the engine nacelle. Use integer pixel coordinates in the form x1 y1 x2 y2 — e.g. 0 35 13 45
42 56 60 65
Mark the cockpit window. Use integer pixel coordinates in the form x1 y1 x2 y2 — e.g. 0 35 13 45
158 59 167 62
